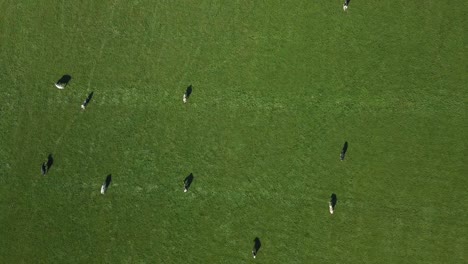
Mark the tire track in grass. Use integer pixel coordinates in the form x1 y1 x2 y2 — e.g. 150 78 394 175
87 0 118 90
177 45 201 89
60 0 65 30
87 38 108 90
53 112 79 147
55 1 119 160
56 1 118 148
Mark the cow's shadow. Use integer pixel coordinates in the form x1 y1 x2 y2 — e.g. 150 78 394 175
56 75 71 88
104 174 112 188
185 85 193 98
253 237 261 252
340 141 348 160
84 92 94 105
330 193 338 209
46 154 54 170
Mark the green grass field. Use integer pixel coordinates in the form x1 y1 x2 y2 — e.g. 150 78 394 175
0 1 466 263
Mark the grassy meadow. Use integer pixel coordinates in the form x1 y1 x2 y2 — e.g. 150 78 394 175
0 1 466 263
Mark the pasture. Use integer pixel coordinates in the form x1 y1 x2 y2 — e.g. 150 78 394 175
0 1 465 263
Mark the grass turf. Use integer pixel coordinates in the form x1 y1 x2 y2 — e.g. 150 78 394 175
0 1 466 263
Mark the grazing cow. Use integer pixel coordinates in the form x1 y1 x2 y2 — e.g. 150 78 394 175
252 237 261 259
101 174 112 194
343 0 350 11
41 162 47 176
81 92 94 110
329 193 337 214
184 173 194 192
100 183 107 194
55 75 71 89
183 85 193 103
